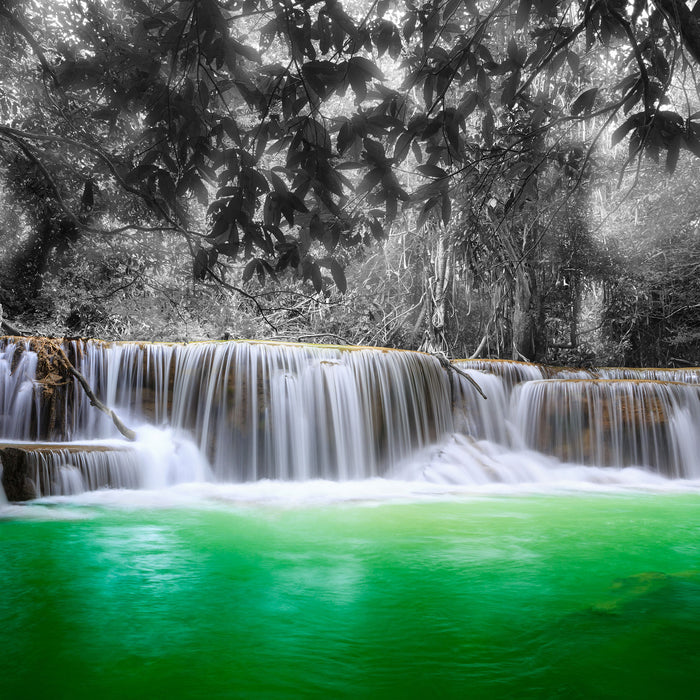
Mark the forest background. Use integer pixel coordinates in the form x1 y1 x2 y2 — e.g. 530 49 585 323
1 0 700 367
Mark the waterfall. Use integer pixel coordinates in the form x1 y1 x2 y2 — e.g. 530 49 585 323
0 339 454 493
512 379 700 477
453 358 546 391
595 367 700 384
1 339 699 500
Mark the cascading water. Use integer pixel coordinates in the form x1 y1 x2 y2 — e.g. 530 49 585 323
1 337 699 500
596 366 700 383
453 358 547 391
512 378 700 477
68 340 455 480
0 338 455 497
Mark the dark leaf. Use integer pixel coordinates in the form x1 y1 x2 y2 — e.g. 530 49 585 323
321 258 347 293
666 133 681 174
358 168 384 195
193 248 209 280
362 138 387 165
369 218 385 240
516 0 531 30
458 91 479 119
269 170 288 193
242 258 257 283
417 164 448 179
441 191 451 225
611 115 638 147
417 196 440 230
310 212 324 241
394 131 413 162
571 87 598 116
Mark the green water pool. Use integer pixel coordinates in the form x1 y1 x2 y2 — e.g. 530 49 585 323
2 491 700 698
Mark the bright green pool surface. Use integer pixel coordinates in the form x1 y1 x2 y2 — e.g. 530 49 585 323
2 491 700 698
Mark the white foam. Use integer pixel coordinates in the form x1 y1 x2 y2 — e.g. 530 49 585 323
12 469 700 516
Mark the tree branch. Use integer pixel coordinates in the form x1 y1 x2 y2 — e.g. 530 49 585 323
51 344 137 442
431 351 487 400
0 125 204 239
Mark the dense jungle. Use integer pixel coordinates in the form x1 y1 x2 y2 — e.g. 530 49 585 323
1 0 700 366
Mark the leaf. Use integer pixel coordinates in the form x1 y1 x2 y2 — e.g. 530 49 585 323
458 91 479 119
394 131 413 162
349 55 385 80
501 71 519 107
157 170 176 207
321 258 347 293
231 39 261 63
610 115 638 147
417 196 440 230
323 221 340 252
482 110 495 147
445 118 461 157
303 260 323 292
385 193 397 222
193 248 209 280
337 120 355 154
369 218 385 240
269 170 288 193
125 160 157 185
516 0 531 30
666 133 681 175
263 193 281 227
571 87 598 116
309 212 324 241
476 67 489 96
546 49 567 76
441 190 451 225
411 139 423 163
358 168 383 195
254 127 268 162
403 11 417 40
198 80 209 109
242 258 257 283
567 51 580 75
221 117 241 145
362 138 387 166
417 164 448 179
347 62 368 103
507 38 520 64
374 21 391 57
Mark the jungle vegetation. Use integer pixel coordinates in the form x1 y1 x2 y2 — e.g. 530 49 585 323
1 0 700 365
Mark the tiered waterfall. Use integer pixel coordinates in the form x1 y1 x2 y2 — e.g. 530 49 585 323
1 338 699 500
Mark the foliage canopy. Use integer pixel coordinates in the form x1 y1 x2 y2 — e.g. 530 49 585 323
1 0 700 297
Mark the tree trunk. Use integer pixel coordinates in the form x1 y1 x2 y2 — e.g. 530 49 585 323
426 227 453 354
511 266 541 361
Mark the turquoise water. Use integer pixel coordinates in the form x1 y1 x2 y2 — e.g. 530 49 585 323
2 490 700 698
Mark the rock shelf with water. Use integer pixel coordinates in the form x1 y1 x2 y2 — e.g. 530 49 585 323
1 337 699 501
